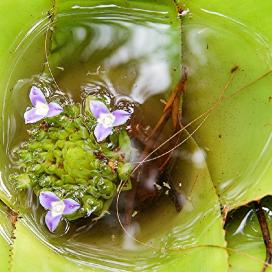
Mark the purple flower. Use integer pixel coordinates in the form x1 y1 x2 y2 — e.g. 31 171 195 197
39 191 80 232
89 100 131 142
24 86 63 124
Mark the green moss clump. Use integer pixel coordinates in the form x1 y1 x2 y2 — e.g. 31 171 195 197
10 103 132 220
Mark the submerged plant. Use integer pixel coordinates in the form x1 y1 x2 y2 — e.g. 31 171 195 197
10 87 133 232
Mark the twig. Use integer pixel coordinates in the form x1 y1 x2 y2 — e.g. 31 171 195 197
254 201 272 272
145 69 187 146
158 89 184 211
123 70 187 226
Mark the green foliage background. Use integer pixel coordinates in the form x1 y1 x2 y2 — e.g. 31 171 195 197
0 0 271 271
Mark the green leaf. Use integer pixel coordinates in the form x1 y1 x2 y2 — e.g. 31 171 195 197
181 0 272 209
11 219 95 272
5 0 272 271
118 130 132 161
0 201 14 272
0 0 53 207
0 3 55 271
151 133 228 271
117 162 132 181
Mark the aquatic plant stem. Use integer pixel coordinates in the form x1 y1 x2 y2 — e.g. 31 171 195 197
254 201 272 272
124 71 187 226
144 70 187 149
158 83 185 211
132 67 239 167
123 69 238 225
116 68 272 260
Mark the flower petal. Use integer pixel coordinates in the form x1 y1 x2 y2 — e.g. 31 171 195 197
29 86 47 107
45 211 62 232
47 102 63 117
24 108 46 124
63 199 80 215
112 110 131 126
89 100 109 119
39 191 60 210
94 123 112 142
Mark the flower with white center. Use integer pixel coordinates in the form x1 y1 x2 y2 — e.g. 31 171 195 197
97 113 116 128
24 86 63 124
50 200 65 217
89 100 131 142
39 191 80 232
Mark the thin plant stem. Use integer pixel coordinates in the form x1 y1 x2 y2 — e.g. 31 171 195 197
254 201 272 272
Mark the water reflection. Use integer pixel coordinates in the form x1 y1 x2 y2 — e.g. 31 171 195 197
50 8 180 104
1 2 186 271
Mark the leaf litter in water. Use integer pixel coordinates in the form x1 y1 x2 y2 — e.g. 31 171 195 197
0 0 272 271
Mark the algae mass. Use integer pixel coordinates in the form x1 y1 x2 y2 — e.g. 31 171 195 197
10 96 133 223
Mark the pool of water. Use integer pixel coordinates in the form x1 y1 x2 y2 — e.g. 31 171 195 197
0 0 272 271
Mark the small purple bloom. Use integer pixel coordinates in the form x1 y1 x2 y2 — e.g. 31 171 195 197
39 191 80 232
24 86 63 124
89 100 131 142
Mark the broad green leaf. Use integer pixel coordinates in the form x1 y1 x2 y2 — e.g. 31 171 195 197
11 219 93 272
0 201 14 272
0 238 9 272
0 0 51 74
225 198 272 272
11 134 228 271
180 0 272 209
152 133 228 272
3 0 271 271
0 0 53 207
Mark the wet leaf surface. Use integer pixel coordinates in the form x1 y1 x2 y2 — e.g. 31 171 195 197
0 202 13 272
10 134 228 271
0 0 53 208
181 0 272 209
0 0 272 271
